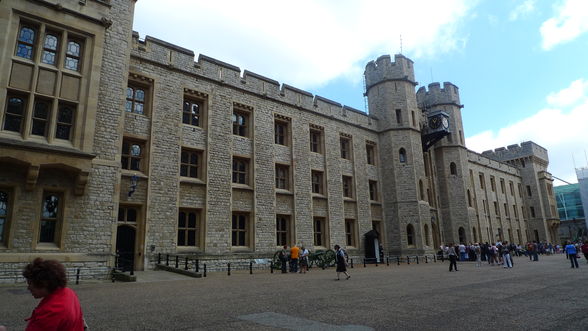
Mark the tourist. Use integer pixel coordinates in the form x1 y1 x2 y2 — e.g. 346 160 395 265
565 242 579 269
278 245 288 273
502 241 513 268
334 245 350 280
448 243 458 272
474 243 482 267
299 246 309 273
22 258 85 330
581 241 588 264
290 244 300 273
458 243 467 261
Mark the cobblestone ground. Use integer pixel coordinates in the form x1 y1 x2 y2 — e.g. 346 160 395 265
1 254 587 330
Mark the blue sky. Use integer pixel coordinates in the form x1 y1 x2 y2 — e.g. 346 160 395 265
133 0 588 184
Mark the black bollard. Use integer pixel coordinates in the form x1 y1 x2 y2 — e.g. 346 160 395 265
185 257 188 270
416 256 419 264
250 261 253 275
158 253 161 264
363 258 366 268
111 268 116 283
397 257 400 265
407 256 410 265
204 264 207 277
130 268 134 276
166 254 169 266
425 256 428 263
195 259 200 273
350 259 354 268
434 254 437 262
175 256 179 269
375 258 378 267
228 263 231 276
76 268 80 285
271 261 274 273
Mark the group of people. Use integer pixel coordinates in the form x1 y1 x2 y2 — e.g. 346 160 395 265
277 244 311 274
564 240 588 268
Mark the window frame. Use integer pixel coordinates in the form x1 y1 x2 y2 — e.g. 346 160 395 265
345 218 357 247
275 164 290 190
180 148 203 179
232 108 251 137
340 136 352 160
309 127 323 154
366 142 377 165
276 214 291 247
38 191 64 247
342 175 354 199
231 212 250 247
369 180 379 201
311 170 324 195
182 98 204 127
313 217 328 248
3 94 28 134
125 83 148 116
0 188 13 247
274 118 289 146
232 156 250 185
121 138 146 172
177 208 201 248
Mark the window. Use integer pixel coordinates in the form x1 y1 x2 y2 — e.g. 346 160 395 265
121 139 145 171
275 164 289 190
182 99 202 127
16 25 37 60
340 136 351 159
31 99 51 137
313 217 327 247
526 185 532 197
274 120 288 145
399 148 407 163
39 193 62 244
231 213 249 246
494 202 499 215
178 209 200 247
418 180 425 201
180 149 202 179
472 227 477 243
366 143 376 165
64 39 83 71
424 224 430 246
345 219 357 247
504 203 509 217
530 206 536 218
342 175 353 198
395 109 402 124
3 95 27 133
500 179 505 194
513 205 518 219
126 85 146 115
41 31 59 65
479 174 485 189
0 190 10 245
518 184 523 197
232 157 249 185
309 128 323 153
458 227 466 243
369 180 378 201
411 111 416 127
467 190 472 207
522 206 527 219
232 109 250 137
311 170 324 194
450 162 457 175
490 177 496 192
117 206 137 223
406 224 415 246
276 215 290 246
55 102 75 140
509 181 515 196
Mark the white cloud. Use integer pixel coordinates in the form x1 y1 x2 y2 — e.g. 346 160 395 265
466 79 588 184
540 0 588 50
509 0 536 21
133 0 477 88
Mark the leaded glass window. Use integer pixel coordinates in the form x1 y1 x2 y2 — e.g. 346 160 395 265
55 103 74 140
182 100 201 126
122 139 144 171
126 86 145 115
275 164 289 190
31 99 51 137
232 111 248 136
231 213 248 246
0 190 8 244
41 33 59 65
180 149 200 178
232 158 248 184
16 26 36 59
40 194 59 243
276 215 289 246
3 96 26 133
178 210 199 247
64 40 82 71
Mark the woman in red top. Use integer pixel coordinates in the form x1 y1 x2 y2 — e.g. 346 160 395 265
22 258 85 331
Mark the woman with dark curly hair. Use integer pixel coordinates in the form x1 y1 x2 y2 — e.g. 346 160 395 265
21 258 85 331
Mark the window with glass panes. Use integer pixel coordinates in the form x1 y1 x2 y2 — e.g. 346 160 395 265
232 213 248 246
39 193 61 244
309 128 322 153
232 157 248 184
121 139 144 171
345 219 356 247
180 149 201 179
0 190 10 245
275 164 289 190
178 209 199 247
3 95 27 133
31 99 51 137
55 103 75 140
183 99 202 126
274 120 288 145
366 143 376 165
232 110 249 137
340 137 351 159
118 206 137 223
313 217 326 247
276 215 290 246
311 170 323 194
369 180 378 201
126 85 146 115
342 176 353 198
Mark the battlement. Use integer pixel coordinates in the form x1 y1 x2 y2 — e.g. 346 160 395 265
416 82 461 110
130 32 375 128
364 54 416 91
482 141 549 164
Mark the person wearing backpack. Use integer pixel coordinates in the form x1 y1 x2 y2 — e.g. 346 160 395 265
502 241 513 268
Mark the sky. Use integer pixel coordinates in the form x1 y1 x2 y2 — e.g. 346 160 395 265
133 0 588 184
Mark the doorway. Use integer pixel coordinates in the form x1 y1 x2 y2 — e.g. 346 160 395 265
116 225 136 271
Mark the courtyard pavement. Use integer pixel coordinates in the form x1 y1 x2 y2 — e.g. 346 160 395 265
1 254 587 330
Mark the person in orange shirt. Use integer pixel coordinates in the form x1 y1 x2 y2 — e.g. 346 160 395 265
290 245 300 273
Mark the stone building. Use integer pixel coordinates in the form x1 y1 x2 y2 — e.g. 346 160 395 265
0 0 559 278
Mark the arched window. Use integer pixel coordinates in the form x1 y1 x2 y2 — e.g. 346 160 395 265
418 180 424 201
450 162 457 175
399 148 407 163
458 227 466 244
407 224 415 246
424 224 430 246
467 190 472 207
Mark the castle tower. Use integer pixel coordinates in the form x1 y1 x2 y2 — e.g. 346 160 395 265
417 83 472 245
364 55 431 254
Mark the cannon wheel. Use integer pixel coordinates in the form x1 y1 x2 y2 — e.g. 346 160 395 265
316 249 336 269
272 250 284 270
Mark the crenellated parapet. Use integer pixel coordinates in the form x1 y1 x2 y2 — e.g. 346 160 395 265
416 82 461 110
130 32 375 128
482 141 549 165
364 54 416 93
